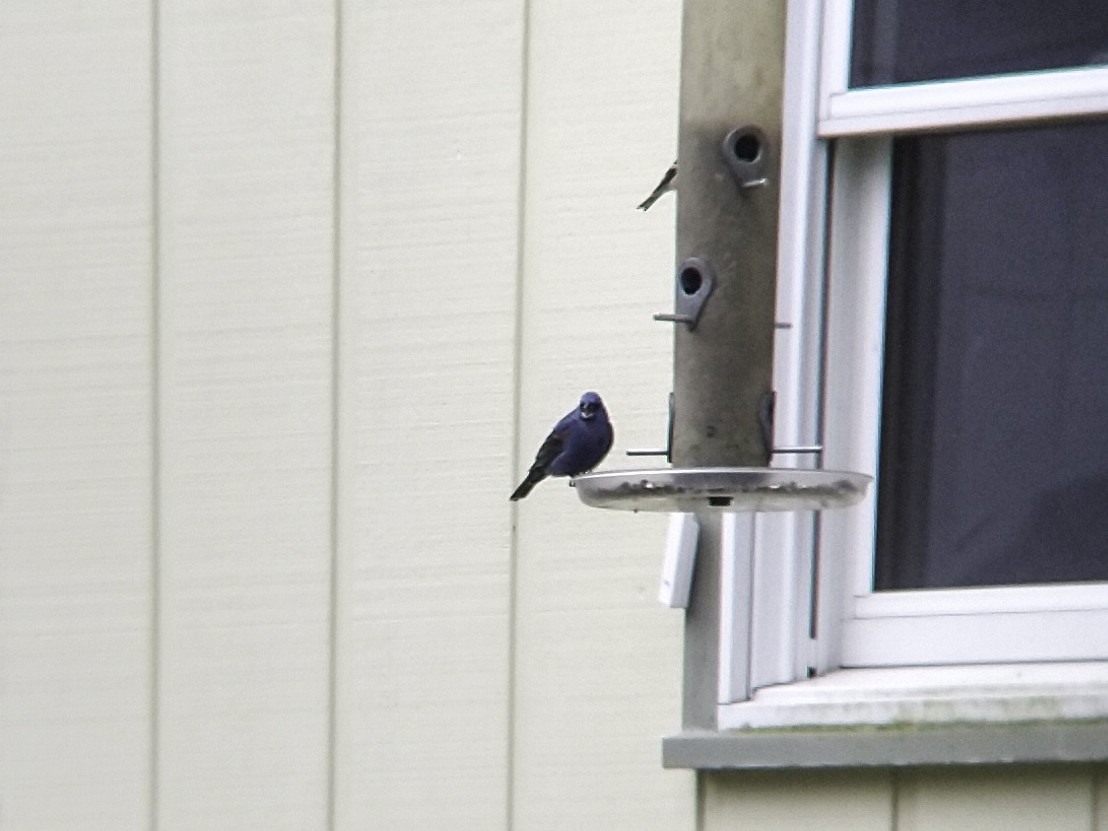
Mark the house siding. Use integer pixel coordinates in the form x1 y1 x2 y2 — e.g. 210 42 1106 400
5 3 1102 831
155 2 337 828
703 767 1108 831
1 0 690 829
0 3 155 828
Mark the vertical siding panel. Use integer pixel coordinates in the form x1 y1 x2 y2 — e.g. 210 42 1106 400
156 2 335 828
702 771 893 831
897 767 1093 831
333 1 522 827
1096 768 1108 831
0 3 153 829
512 1 692 829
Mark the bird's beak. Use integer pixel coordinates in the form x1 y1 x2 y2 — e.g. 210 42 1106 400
580 402 599 419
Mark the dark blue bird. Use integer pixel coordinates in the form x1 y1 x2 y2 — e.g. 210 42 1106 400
510 391 614 501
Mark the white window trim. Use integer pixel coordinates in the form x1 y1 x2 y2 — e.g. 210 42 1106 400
717 0 1108 721
719 662 1108 731
715 0 832 706
819 125 1108 671
821 66 1108 137
817 0 1108 136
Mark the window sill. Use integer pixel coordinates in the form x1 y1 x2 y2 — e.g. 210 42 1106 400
664 663 1108 770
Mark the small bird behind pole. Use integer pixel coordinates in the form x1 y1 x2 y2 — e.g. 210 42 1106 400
637 160 677 211
510 391 614 501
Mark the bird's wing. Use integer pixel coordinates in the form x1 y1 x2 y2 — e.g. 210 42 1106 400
529 430 566 474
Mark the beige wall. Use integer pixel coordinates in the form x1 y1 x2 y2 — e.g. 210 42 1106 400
7 4 1102 831
0 0 691 829
703 767 1108 831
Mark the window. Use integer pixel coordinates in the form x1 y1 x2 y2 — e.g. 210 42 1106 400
875 122 1108 592
849 0 1108 86
717 0 1108 718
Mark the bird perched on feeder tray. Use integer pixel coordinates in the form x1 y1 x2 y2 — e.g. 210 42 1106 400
510 391 614 501
637 160 677 211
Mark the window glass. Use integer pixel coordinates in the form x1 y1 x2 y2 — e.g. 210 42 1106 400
850 0 1108 87
875 119 1108 590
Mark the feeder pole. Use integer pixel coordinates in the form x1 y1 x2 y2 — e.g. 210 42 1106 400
673 0 787 730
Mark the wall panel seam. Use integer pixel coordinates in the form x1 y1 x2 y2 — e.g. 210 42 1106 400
149 0 163 828
327 1 344 829
506 0 534 825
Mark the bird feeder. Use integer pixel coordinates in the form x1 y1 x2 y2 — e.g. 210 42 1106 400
574 0 870 514
572 0 872 728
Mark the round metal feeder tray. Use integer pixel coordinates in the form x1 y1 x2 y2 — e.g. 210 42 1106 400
572 467 872 513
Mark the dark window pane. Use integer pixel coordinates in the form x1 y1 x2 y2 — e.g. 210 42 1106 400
875 119 1108 590
851 0 1108 87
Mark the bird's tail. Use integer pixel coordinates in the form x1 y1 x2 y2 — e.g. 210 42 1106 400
509 469 546 501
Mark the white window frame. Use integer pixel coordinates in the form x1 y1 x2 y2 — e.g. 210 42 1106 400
718 0 1108 723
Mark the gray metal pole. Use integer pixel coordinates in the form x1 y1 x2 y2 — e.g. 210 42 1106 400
674 0 787 732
